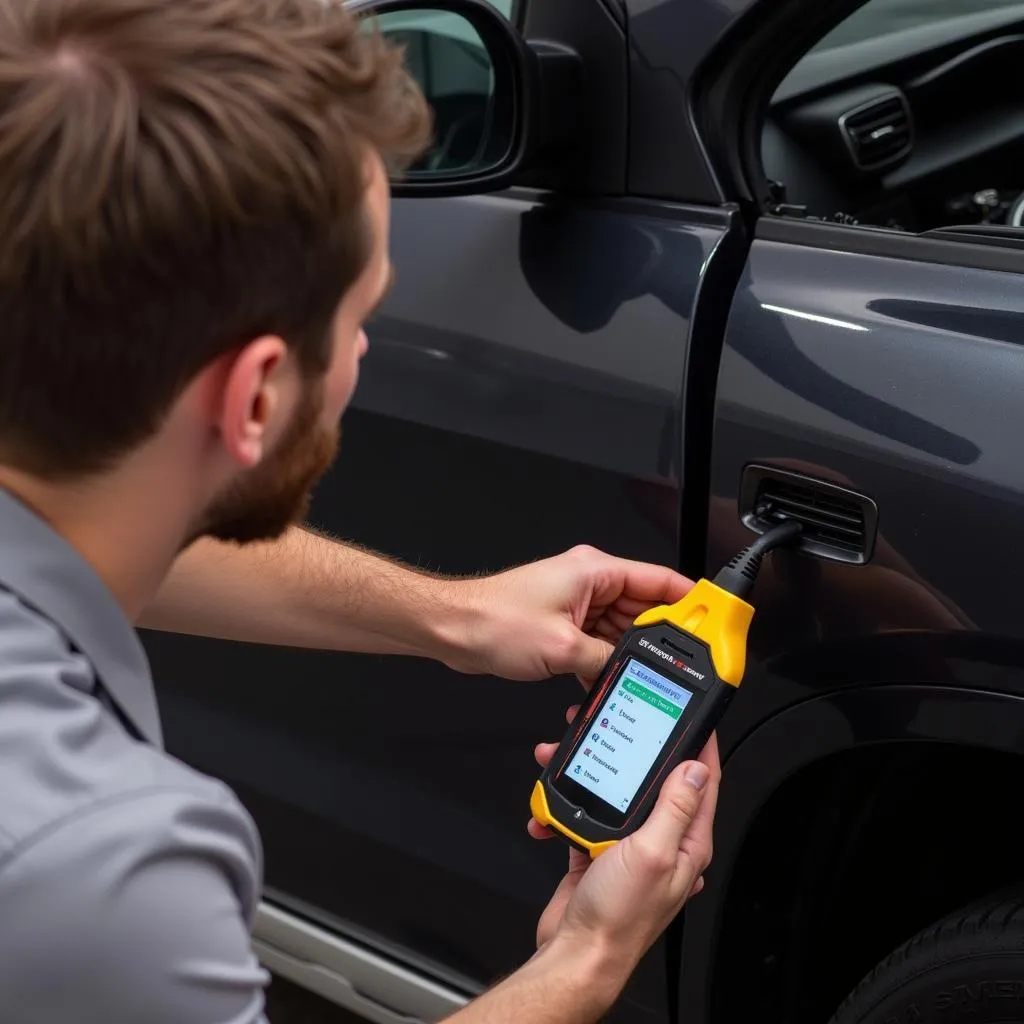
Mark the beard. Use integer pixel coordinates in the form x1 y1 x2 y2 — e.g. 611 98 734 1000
198 378 339 546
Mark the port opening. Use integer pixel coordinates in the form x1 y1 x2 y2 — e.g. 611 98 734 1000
738 464 878 565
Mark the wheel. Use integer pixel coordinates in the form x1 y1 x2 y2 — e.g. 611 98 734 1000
830 893 1024 1024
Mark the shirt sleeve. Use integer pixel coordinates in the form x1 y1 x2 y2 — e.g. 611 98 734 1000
0 785 271 1024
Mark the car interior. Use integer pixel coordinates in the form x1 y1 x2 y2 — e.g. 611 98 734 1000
762 1 1024 236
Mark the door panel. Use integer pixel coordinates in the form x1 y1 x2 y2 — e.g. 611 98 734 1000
677 227 1024 1024
146 193 737 1018
712 232 1024 670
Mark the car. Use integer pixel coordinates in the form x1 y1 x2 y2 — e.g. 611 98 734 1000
142 0 1024 1022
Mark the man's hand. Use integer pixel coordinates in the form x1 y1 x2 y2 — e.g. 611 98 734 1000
441 735 719 1024
534 734 719 997
439 545 693 684
145 532 692 687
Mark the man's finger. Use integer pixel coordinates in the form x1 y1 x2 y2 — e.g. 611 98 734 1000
600 609 638 634
633 761 710 856
589 621 621 644
528 818 554 840
572 633 614 685
534 741 560 768
592 557 694 606
535 705 581 768
610 596 673 618
679 738 721 857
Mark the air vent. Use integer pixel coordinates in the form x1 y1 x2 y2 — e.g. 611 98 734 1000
738 465 878 565
840 93 912 171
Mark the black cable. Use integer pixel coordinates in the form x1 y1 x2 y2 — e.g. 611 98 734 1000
712 519 803 598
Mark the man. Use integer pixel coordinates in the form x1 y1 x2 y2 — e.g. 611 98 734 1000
0 1 719 1021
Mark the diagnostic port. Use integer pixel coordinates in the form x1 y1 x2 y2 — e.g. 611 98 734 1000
739 464 878 565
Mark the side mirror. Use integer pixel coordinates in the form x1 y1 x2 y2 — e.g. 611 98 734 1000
349 0 577 196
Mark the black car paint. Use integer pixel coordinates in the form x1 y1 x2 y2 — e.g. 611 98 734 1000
147 190 741 1023
143 0 1024 1022
683 228 1024 1020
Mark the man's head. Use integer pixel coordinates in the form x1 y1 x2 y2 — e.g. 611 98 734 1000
0 0 430 543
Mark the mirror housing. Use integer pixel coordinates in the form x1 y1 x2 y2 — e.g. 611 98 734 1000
347 0 582 196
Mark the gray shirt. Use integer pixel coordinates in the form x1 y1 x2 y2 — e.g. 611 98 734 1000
0 488 269 1023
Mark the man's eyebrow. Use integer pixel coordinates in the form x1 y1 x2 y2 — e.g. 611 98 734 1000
367 265 396 320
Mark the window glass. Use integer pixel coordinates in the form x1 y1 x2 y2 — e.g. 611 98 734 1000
813 0 1024 51
765 0 1024 234
481 0 514 16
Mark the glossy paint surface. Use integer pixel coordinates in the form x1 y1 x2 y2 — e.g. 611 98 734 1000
714 238 1024 678
141 0 1024 1018
147 192 738 1022
680 236 1024 1022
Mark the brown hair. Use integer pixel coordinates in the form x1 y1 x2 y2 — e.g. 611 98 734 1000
0 0 431 478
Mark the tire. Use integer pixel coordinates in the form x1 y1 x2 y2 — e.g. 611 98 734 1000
829 893 1024 1024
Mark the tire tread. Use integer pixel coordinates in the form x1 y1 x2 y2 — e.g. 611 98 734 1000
829 892 1024 1024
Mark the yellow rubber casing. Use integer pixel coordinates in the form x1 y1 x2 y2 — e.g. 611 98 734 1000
530 780 618 858
530 577 754 857
632 577 754 687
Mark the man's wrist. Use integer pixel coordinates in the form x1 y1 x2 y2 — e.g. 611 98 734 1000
445 927 628 1024
530 929 631 1019
418 576 491 675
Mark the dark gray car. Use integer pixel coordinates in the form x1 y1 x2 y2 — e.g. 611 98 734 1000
145 1 1024 1023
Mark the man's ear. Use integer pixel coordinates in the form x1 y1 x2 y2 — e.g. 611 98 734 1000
217 337 292 468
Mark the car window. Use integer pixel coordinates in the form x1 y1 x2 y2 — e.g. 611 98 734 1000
481 0 514 16
764 0 1024 235
813 0 1024 50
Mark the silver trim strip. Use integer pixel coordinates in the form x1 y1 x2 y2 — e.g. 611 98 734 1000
254 902 470 1024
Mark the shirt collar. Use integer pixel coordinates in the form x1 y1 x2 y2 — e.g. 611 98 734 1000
0 487 163 747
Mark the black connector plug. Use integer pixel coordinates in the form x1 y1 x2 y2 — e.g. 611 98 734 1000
712 520 803 599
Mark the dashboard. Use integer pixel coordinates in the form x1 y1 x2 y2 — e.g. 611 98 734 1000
763 5 1024 232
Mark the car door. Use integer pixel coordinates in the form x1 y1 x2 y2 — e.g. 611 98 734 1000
143 0 746 1020
672 2 1024 1022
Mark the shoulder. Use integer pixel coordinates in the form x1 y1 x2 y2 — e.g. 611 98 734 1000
0 786 269 1024
0 582 88 681
0 583 258 858
0 589 269 1021
0 582 105 740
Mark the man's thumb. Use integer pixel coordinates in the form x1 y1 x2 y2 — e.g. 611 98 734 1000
636 762 710 851
574 634 615 686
